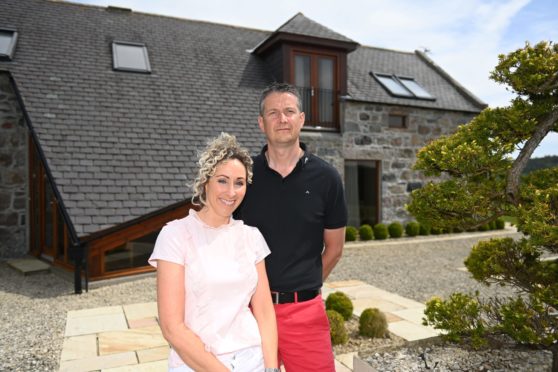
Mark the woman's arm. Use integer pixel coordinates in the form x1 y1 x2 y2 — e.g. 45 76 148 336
157 260 229 372
250 260 278 369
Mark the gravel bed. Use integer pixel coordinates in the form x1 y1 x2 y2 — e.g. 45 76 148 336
329 229 524 302
0 264 156 371
0 228 553 371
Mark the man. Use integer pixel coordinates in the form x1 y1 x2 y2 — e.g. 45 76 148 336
236 82 347 371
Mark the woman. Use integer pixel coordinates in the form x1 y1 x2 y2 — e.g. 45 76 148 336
149 133 279 372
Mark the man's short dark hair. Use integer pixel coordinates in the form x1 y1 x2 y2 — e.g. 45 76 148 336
259 82 302 116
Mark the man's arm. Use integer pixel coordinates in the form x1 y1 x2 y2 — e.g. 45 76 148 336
322 227 345 281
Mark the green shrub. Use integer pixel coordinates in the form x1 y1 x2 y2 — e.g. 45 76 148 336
358 308 388 338
495 217 505 230
388 222 403 238
423 293 487 348
358 224 374 241
405 221 420 237
345 226 358 242
488 220 497 230
327 310 348 345
478 224 490 232
373 223 388 240
430 226 442 235
419 223 431 235
325 291 354 321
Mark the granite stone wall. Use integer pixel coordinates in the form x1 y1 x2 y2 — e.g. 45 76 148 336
302 102 477 225
0 73 28 258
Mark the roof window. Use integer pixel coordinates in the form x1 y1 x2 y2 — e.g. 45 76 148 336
371 73 434 100
0 28 18 60
112 41 151 73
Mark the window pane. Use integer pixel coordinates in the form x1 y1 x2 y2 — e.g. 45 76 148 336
104 230 160 272
318 58 334 124
0 30 16 57
44 182 53 250
377 75 413 97
113 43 151 72
295 55 311 87
31 159 40 253
295 55 312 120
57 208 65 260
400 78 433 99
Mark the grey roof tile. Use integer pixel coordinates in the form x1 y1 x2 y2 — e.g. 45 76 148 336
1 0 484 237
276 13 356 43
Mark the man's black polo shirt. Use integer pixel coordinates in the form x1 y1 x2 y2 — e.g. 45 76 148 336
235 143 347 292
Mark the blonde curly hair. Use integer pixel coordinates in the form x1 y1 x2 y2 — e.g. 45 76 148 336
191 132 253 206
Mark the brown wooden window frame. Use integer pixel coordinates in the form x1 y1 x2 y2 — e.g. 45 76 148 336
285 45 347 131
28 135 71 266
87 203 192 280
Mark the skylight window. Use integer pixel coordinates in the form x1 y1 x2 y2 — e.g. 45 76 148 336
112 41 151 73
371 73 435 100
399 78 434 99
0 28 18 60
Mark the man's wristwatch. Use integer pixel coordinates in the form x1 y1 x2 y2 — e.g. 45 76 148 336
264 368 280 372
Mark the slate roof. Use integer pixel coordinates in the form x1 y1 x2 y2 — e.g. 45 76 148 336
275 12 356 44
1 0 485 237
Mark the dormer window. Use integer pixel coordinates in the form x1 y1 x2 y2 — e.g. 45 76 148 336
372 73 434 100
292 49 340 130
0 28 18 60
112 41 151 73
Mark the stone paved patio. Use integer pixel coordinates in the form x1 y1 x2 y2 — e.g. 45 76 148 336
59 280 440 371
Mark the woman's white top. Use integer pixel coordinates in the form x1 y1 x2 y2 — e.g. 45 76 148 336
148 210 270 368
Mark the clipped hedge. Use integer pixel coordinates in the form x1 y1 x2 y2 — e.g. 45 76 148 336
430 226 442 235
405 221 420 237
373 223 388 240
345 226 358 242
359 224 374 241
495 217 505 230
419 223 431 235
327 310 348 345
388 222 404 238
359 308 388 338
325 291 354 321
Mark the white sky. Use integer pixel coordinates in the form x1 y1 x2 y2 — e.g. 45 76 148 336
68 0 558 157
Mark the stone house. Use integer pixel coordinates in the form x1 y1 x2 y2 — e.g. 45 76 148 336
0 0 485 289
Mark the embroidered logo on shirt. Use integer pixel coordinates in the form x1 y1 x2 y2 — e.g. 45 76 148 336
305 190 310 195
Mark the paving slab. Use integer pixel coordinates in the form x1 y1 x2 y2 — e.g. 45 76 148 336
336 352 358 370
352 298 405 315
58 351 137 372
123 302 158 321
388 320 440 342
101 359 167 372
6 257 50 275
98 326 167 355
65 311 128 337
136 346 169 363
128 317 158 329
68 305 124 319
335 358 353 372
60 334 98 361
